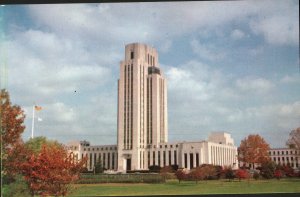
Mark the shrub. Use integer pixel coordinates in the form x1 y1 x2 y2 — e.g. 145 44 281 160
160 166 175 180
235 169 249 181
253 171 260 180
76 174 164 184
149 165 161 173
260 161 276 179
189 167 205 183
223 167 235 181
274 169 283 180
3 175 31 197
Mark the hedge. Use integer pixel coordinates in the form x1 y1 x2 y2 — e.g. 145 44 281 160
76 173 165 184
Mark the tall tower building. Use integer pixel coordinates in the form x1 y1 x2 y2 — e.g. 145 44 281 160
117 43 168 171
67 43 239 173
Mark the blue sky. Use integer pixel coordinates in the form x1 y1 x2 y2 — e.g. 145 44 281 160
1 1 299 148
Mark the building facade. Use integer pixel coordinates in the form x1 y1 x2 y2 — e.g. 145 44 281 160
269 148 299 169
67 43 238 172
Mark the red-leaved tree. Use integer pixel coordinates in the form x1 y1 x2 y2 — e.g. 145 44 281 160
20 145 86 196
175 169 187 183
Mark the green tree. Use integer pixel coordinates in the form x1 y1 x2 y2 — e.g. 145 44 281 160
260 161 276 179
24 136 62 155
94 158 104 174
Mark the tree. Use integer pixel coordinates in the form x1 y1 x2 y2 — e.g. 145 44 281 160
189 167 205 184
0 89 26 149
20 144 86 196
94 158 104 174
1 89 26 184
25 136 62 155
223 167 235 181
200 164 217 180
260 161 276 179
175 169 187 183
238 134 270 169
287 127 300 153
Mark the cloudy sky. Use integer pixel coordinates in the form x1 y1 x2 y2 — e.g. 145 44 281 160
1 1 299 148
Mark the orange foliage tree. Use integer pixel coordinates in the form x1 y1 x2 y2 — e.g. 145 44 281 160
238 134 270 169
20 145 86 196
1 89 26 182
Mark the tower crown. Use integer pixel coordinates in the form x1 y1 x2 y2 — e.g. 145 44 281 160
124 43 159 67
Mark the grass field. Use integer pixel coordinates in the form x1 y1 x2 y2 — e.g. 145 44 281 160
70 178 300 196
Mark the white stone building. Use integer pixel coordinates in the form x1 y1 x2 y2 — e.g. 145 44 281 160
67 43 238 172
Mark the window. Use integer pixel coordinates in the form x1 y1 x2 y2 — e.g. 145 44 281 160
88 148 90 151
160 145 162 148
165 145 168 148
130 51 134 59
170 145 173 148
286 151 288 154
282 151 284 155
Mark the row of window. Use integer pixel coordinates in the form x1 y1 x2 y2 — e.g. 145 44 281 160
123 64 134 150
271 156 298 162
148 150 178 167
147 144 179 149
269 150 298 155
83 146 117 151
84 152 117 170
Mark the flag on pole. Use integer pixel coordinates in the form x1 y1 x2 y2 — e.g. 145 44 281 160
35 105 42 111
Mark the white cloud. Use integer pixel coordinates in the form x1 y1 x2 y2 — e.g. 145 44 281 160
280 74 300 84
231 29 245 40
190 39 226 61
236 77 274 94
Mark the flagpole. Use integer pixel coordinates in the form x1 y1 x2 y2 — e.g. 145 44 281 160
31 105 35 139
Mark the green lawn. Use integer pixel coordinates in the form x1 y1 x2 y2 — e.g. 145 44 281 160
70 178 300 196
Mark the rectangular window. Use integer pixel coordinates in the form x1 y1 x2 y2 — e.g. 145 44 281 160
148 151 150 167
108 153 110 169
163 151 166 167
112 153 115 169
158 151 161 166
153 151 156 166
190 153 193 169
169 151 172 166
130 51 134 59
90 153 92 170
174 151 177 165
103 153 106 168
196 153 199 167
184 153 188 168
